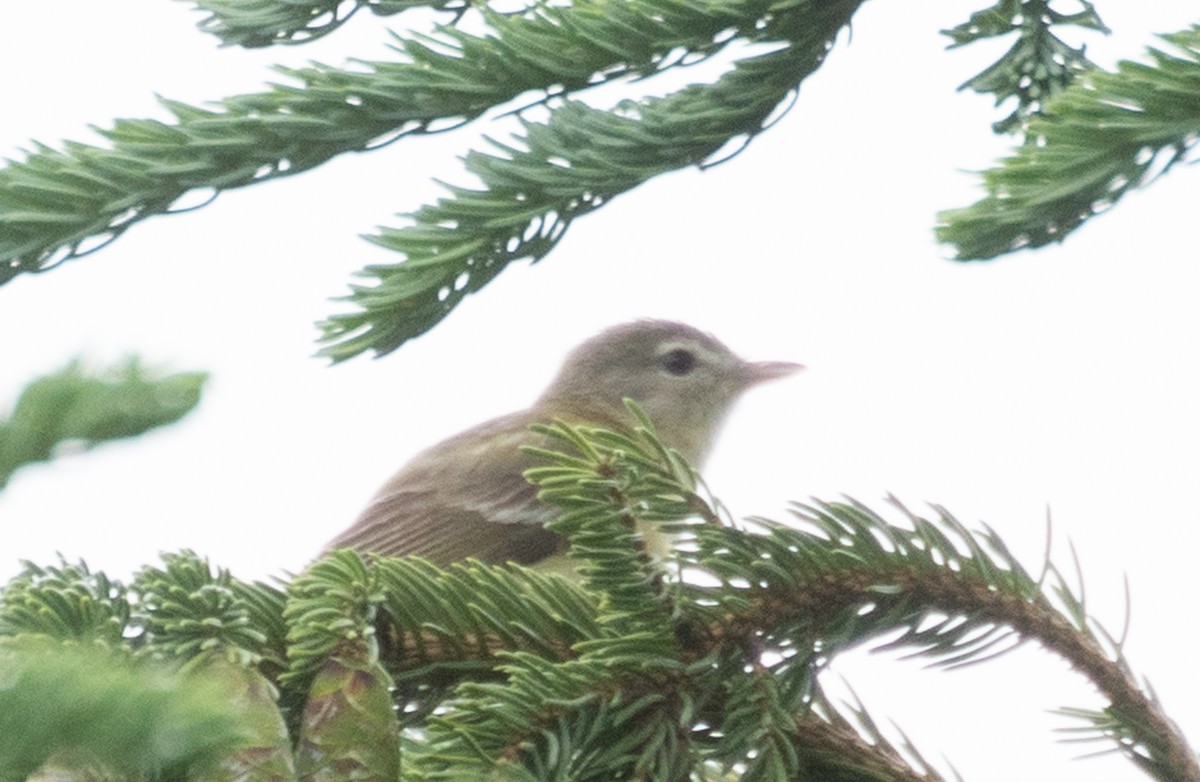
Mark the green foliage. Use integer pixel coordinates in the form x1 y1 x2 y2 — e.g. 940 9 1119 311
309 413 1198 780
0 558 129 644
316 0 863 360
7 4 1199 777
0 359 206 490
9 422 1200 782
283 549 382 687
403 409 703 778
2 417 1196 779
4 1 1174 346
0 0 867 360
0 639 244 782
526 402 705 622
939 24 1200 260
0 552 294 781
944 0 1109 134
296 656 400 781
133 552 288 669
182 0 462 48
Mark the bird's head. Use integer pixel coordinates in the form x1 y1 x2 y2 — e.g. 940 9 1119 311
535 320 802 465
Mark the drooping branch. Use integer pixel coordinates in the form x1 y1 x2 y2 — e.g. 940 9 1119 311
315 29 847 359
681 499 1200 782
943 0 1109 134
939 25 1200 260
0 0 865 360
0 1 773 284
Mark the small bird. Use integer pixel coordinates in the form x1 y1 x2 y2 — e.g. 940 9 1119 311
322 320 801 568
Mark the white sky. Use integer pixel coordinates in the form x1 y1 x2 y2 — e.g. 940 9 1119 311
2 2 1198 780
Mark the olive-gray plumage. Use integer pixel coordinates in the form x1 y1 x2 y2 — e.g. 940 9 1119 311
322 320 800 566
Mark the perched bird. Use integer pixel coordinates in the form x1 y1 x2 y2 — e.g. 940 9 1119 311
322 320 801 568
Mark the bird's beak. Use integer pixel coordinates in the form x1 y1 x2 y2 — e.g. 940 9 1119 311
740 360 804 387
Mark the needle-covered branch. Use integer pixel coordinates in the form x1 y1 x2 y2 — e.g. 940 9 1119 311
181 0 465 48
0 0 864 360
0 418 1195 779
680 499 1199 781
943 0 1109 134
0 638 247 782
0 359 206 491
939 25 1200 260
316 0 862 359
0 0 778 282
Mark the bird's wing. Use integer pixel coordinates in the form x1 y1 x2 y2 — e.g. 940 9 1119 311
321 414 567 566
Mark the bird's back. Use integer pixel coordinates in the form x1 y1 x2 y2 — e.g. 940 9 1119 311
323 409 599 565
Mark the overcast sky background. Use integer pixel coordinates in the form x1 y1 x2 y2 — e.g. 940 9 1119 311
2 2 1198 780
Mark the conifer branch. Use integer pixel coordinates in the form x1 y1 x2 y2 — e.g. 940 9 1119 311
387 413 954 780
529 409 700 621
181 0 465 48
0 0 777 285
0 639 246 781
790 716 946 782
0 0 864 360
295 655 400 780
0 360 206 491
939 24 1200 260
0 553 297 780
943 0 1109 134
133 551 276 666
316 6 857 359
282 549 381 687
0 558 129 644
372 558 597 725
2 419 1196 779
682 499 1200 782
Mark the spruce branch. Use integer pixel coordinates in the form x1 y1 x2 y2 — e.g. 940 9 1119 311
0 359 206 491
0 0 863 359
789 714 948 782
415 655 702 780
0 639 246 782
391 414 954 780
717 658 805 779
133 551 274 666
181 0 466 49
0 553 297 781
379 560 597 666
943 0 1109 134
282 549 382 688
371 557 600 726
939 24 1200 260
527 403 703 622
389 408 703 778
4 419 1195 779
707 628 946 780
1 0 765 284
682 498 1200 782
340 417 1197 779
319 1 862 359
0 558 130 645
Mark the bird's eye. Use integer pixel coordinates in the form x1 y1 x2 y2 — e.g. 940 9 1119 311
660 348 696 376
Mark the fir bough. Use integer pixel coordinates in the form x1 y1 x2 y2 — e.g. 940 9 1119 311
0 638 246 782
943 0 1109 134
940 24 1200 260
0 418 1195 779
2 1 1125 356
0 359 206 490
